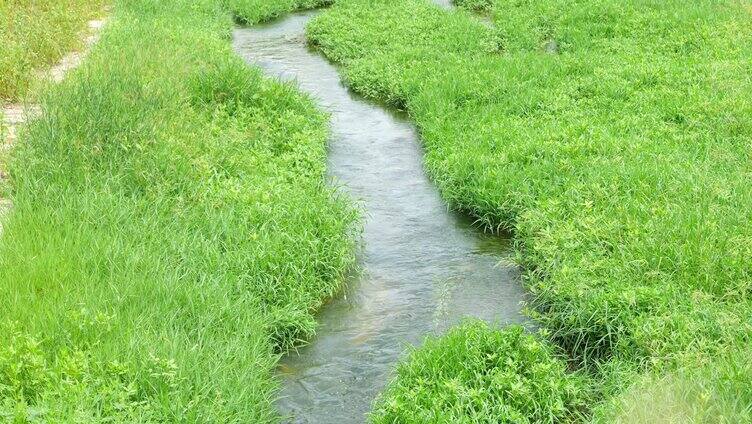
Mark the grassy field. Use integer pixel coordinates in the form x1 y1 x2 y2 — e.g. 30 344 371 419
4 0 751 421
0 0 106 101
307 0 752 421
0 0 355 421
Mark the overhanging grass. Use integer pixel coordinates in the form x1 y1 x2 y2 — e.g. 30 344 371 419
224 0 333 25
0 0 106 101
0 0 357 421
307 0 752 420
371 322 590 424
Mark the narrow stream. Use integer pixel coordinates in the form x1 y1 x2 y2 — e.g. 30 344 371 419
233 9 527 424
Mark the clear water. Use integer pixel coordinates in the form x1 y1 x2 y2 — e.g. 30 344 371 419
233 9 527 423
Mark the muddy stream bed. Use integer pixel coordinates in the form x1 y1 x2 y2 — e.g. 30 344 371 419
233 8 527 423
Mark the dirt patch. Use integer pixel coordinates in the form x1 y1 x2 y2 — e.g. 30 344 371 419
47 18 107 83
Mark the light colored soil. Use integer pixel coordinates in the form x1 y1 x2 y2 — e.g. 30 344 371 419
0 15 108 230
47 18 107 83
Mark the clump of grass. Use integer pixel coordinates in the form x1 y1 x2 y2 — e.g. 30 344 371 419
452 0 492 13
308 0 752 420
225 0 333 25
371 322 590 424
0 0 357 421
0 0 106 101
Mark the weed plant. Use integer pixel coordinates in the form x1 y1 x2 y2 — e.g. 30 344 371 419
308 0 752 420
0 0 357 421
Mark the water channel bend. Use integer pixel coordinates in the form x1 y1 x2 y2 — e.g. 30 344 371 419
233 10 528 423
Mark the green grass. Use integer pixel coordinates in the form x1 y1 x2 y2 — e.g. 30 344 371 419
0 0 106 101
307 0 752 420
225 0 332 25
371 322 590 424
592 344 752 423
4 0 751 421
0 0 357 421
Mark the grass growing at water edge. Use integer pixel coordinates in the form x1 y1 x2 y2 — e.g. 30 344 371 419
308 0 752 420
0 0 357 421
225 0 333 24
371 322 590 423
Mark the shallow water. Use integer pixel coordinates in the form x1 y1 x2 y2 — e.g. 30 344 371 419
233 10 527 424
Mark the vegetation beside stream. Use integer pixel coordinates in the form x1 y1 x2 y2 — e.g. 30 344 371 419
307 0 752 421
0 0 357 421
371 321 590 423
3 0 751 421
226 0 332 25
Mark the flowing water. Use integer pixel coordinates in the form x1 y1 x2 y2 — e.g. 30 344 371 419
233 9 527 423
